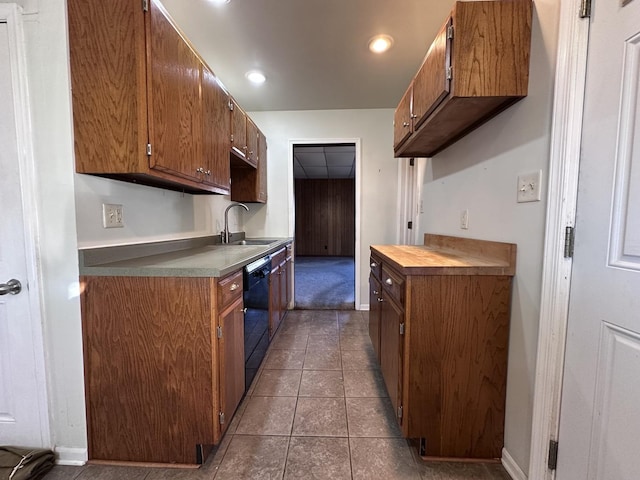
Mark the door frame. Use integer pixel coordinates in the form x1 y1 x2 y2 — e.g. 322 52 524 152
1 3 51 446
288 138 362 308
528 1 590 479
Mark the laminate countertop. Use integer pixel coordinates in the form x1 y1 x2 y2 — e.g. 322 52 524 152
79 235 293 278
371 235 517 276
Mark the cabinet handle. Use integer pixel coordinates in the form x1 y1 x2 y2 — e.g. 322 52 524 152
377 297 384 303
196 167 204 174
385 278 393 286
411 114 418 119
370 262 377 268
403 122 410 128
230 283 239 291
373 290 379 295
205 170 211 176
240 307 247 313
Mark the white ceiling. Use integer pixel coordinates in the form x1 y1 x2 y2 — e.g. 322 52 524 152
159 0 454 112
294 144 355 179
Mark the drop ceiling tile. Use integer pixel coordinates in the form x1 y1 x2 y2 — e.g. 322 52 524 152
295 152 327 167
294 146 325 154
325 152 354 167
303 166 328 176
323 145 355 154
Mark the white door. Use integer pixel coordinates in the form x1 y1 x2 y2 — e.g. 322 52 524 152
557 1 640 478
0 8 49 447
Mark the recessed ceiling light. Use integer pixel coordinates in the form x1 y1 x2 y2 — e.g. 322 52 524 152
368 34 394 54
245 70 266 85
208 0 230 5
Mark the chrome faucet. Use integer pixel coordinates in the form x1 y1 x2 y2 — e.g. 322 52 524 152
221 202 249 243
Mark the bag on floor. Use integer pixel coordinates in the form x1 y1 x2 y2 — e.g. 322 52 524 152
0 446 54 480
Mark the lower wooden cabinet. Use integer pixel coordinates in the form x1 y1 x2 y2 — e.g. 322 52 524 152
268 245 293 339
369 235 516 460
80 270 245 465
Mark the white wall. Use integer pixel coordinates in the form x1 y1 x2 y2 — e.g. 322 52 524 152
415 1 560 473
247 109 398 306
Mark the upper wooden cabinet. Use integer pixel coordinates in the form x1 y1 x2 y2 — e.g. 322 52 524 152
229 98 249 165
68 0 230 194
394 0 532 157
202 65 231 192
230 128 268 203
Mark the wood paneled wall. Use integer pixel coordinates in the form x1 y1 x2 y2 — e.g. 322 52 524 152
295 179 355 256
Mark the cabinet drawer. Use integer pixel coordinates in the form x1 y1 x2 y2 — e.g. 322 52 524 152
381 265 405 306
271 248 286 269
218 270 243 308
370 254 382 281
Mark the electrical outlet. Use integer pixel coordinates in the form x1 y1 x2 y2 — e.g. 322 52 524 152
517 170 542 203
460 209 469 229
102 203 124 228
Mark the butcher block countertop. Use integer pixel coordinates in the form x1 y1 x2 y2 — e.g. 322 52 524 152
371 234 516 276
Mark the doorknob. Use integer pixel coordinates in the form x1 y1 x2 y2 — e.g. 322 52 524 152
0 279 22 296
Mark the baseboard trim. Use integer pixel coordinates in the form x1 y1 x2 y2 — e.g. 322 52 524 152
359 303 370 311
55 447 87 466
502 448 527 480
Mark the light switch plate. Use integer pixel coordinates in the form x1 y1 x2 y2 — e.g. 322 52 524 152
460 209 469 229
517 170 542 203
103 203 124 228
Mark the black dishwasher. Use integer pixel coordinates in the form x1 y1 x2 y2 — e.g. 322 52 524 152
243 255 271 392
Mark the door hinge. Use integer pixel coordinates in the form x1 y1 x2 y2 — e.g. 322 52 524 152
548 439 558 470
219 412 225 425
146 143 152 156
446 66 453 81
230 134 234 142
447 24 454 39
407 221 413 230
397 405 403 419
409 158 415 166
564 226 575 258
228 99 234 111
399 322 405 335
217 325 223 339
579 0 591 18
142 0 149 12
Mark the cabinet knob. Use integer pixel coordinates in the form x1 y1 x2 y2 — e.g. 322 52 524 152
377 297 384 303
205 170 211 176
370 262 377 268
196 167 204 174
240 307 247 313
403 122 410 128
373 290 379 295
385 278 393 286
410 114 418 119
230 283 239 291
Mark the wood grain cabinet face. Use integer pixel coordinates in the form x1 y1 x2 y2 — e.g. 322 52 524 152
394 0 532 157
393 85 413 150
202 65 231 191
230 128 267 203
230 98 247 161
67 0 231 194
80 270 246 465
369 239 515 460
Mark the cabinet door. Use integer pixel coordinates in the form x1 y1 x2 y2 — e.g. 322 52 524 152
257 130 268 202
147 0 202 181
369 276 382 362
380 295 404 425
279 259 288 317
218 295 245 435
230 98 247 159
284 245 293 307
268 263 282 339
393 84 413 150
202 65 231 193
412 18 451 130
246 117 259 167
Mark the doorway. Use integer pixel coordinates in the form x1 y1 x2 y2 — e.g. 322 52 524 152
292 143 356 310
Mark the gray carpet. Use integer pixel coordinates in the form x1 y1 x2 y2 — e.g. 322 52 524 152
294 256 355 310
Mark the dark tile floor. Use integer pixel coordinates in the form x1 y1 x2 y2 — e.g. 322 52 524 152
44 310 511 480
